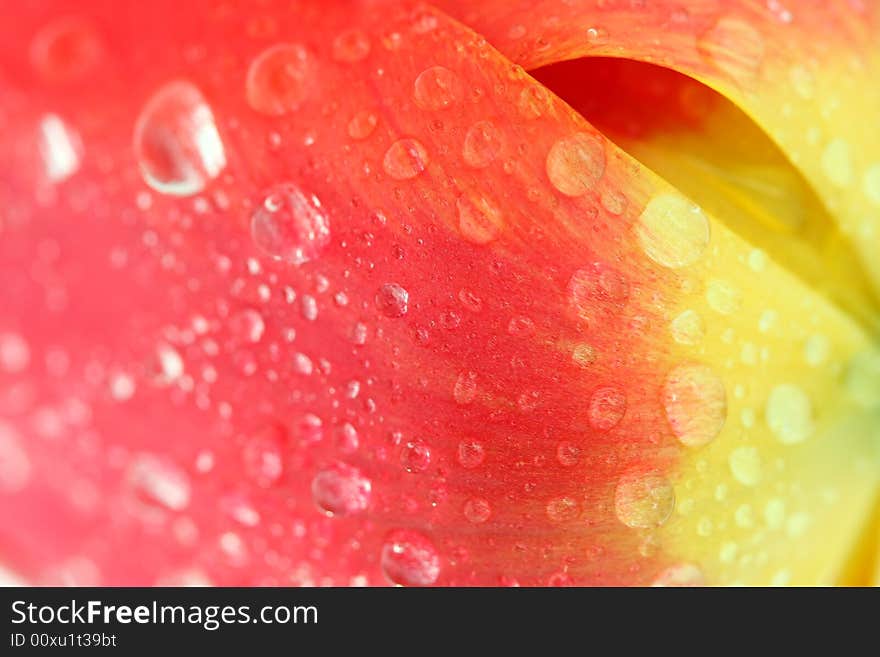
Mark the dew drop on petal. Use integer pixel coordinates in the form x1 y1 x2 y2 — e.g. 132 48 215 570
230 309 265 344
614 471 675 529
311 462 372 516
462 120 504 168
670 309 704 345
765 384 813 444
546 132 606 197
0 422 31 493
463 497 492 524
383 138 429 180
245 43 314 115
250 183 330 265
133 80 226 197
347 110 378 140
457 440 485 469
546 496 580 522
128 454 191 511
635 193 710 268
401 440 431 473
242 426 284 487
38 114 81 182
588 386 626 431
663 363 727 447
381 530 440 586
31 17 102 82
332 29 371 63
453 371 478 404
413 65 462 110
456 193 504 244
821 138 853 188
652 563 705 587
375 283 409 317
0 332 30 374
728 446 762 486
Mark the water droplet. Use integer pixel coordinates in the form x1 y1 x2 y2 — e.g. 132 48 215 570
698 17 765 83
789 65 814 99
821 138 853 188
728 446 762 486
332 29 370 63
614 471 675 528
670 309 704 345
375 283 409 317
230 309 265 343
556 441 580 466
652 563 705 586
635 194 709 268
246 43 314 115
518 85 553 120
311 462 372 515
250 183 330 265
401 440 431 473
456 193 504 244
347 110 378 140
663 363 726 447
463 497 491 524
38 114 81 182
297 413 324 444
545 132 606 197
571 344 596 367
863 164 880 206
413 66 462 110
765 384 813 444
153 342 184 384
0 422 31 492
128 454 190 511
109 372 136 401
31 17 102 82
383 138 429 180
804 334 829 367
133 80 226 196
453 371 478 404
546 496 579 522
457 440 485 468
242 426 284 487
381 530 440 586
588 386 626 431
706 280 741 315
0 332 30 373
462 120 504 168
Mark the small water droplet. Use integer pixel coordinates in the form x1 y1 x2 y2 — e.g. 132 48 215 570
246 43 314 115
401 440 431 473
614 470 675 528
518 85 553 120
453 371 478 404
383 138 429 180
571 344 596 367
38 114 81 182
242 425 284 487
381 530 440 586
545 132 606 197
670 309 704 345
31 17 102 82
546 496 579 522
635 194 709 268
153 342 184 384
347 110 378 140
765 384 813 444
697 17 765 84
821 138 853 188
463 497 491 524
128 454 190 511
230 308 265 343
311 462 372 515
133 81 226 196
652 563 705 587
588 386 626 431
706 280 741 315
556 441 580 466
375 283 409 317
728 446 762 486
462 120 504 168
413 65 462 110
0 332 30 373
332 29 371 63
250 183 330 265
456 193 504 244
663 363 727 447
457 440 485 468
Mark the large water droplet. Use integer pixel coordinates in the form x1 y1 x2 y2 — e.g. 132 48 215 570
765 384 813 444
588 386 626 431
246 43 314 115
250 183 330 265
133 80 226 196
375 283 409 317
635 194 709 268
381 530 440 586
614 471 675 529
663 363 727 447
383 138 429 180
413 66 462 110
545 132 606 197
311 462 372 516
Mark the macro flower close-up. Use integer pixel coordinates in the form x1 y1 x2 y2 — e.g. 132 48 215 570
0 0 879 591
